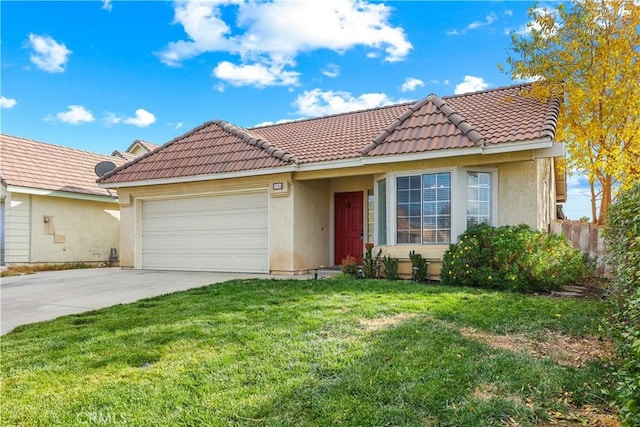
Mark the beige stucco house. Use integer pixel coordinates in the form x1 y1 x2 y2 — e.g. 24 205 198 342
99 83 567 276
0 134 129 265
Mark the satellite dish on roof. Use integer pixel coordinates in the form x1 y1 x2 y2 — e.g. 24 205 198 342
95 161 117 177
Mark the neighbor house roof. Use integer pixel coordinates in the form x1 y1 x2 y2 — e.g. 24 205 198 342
1 134 126 198
126 139 159 153
99 83 561 185
112 139 160 161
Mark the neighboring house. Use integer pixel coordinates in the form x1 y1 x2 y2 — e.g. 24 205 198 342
112 140 159 162
98 83 567 276
0 134 127 265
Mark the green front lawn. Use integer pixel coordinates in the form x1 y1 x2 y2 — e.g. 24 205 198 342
1 278 616 426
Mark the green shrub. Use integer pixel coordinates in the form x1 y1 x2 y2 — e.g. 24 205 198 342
381 255 399 280
362 247 382 279
441 223 591 292
409 250 429 283
603 183 640 426
340 255 359 278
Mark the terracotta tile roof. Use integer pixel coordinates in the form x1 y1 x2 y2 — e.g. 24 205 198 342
1 134 126 198
111 150 138 161
99 83 560 185
99 121 295 183
250 103 411 163
126 140 159 153
363 84 559 156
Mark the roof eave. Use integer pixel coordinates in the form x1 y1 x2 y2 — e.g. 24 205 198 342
100 138 561 188
98 164 297 189
5 185 119 203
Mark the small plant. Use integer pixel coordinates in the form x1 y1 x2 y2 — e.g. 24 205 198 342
340 255 359 278
382 255 399 280
362 247 382 279
409 250 429 283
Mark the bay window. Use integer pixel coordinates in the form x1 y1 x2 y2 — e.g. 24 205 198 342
376 168 495 246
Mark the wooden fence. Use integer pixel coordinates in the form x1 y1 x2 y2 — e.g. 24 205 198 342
550 219 608 277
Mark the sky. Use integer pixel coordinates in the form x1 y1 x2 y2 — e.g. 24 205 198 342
0 0 592 219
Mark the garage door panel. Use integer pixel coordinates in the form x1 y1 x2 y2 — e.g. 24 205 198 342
141 193 268 273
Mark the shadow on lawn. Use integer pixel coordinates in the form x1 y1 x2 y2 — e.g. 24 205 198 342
220 313 583 426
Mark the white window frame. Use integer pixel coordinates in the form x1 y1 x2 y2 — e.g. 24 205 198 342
374 167 498 245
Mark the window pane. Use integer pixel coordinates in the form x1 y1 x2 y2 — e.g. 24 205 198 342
397 176 409 190
467 172 492 229
422 172 451 244
424 201 436 215
423 229 435 243
377 179 387 245
437 216 451 228
437 229 451 243
396 175 422 245
479 202 490 216
437 172 450 187
479 187 490 202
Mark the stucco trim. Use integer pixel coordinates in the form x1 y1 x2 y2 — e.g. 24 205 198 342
6 185 119 204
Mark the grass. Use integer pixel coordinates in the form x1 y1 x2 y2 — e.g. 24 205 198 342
1 278 616 426
0 263 99 278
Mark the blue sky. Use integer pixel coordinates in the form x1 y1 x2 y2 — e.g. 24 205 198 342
0 0 592 219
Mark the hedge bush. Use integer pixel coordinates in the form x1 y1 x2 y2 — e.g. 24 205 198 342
441 223 591 292
603 183 640 426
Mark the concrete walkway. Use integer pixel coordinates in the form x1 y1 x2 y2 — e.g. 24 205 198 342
1 268 282 335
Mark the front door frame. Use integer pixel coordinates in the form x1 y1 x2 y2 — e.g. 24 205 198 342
333 191 364 265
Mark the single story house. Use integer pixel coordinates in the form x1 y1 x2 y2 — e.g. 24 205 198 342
98 83 567 276
0 134 127 265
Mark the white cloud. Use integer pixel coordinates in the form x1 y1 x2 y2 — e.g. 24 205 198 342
253 118 297 127
454 76 490 94
321 63 340 78
213 60 300 87
447 13 497 35
159 0 412 87
27 34 72 73
504 9 513 17
512 6 559 36
401 77 425 92
102 0 112 11
513 74 544 83
106 109 156 127
0 96 17 109
168 121 184 130
294 89 398 117
48 105 94 124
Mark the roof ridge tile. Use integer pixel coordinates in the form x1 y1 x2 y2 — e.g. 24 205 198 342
215 120 297 164
427 95 485 146
361 93 486 155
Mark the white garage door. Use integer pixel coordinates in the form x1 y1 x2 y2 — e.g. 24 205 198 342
141 192 268 272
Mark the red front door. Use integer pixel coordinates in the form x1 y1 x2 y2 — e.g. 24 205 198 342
334 191 364 265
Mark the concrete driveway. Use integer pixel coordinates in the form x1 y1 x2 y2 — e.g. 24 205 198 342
1 268 275 335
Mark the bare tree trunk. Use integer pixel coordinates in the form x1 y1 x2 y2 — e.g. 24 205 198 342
597 174 612 225
590 181 598 224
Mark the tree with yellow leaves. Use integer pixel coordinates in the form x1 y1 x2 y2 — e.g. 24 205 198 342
504 0 640 224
